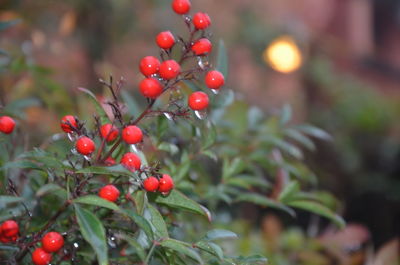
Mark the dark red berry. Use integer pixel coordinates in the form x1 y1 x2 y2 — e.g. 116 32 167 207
1 220 18 238
193 12 211 30
60 115 77 133
100 124 119 142
139 56 160 77
0 116 15 134
191 38 212 55
75 136 95 156
121 152 141 172
139 78 163 99
42 232 64 253
143 177 159 192
99 184 120 202
188 91 209 111
104 157 116 166
158 174 174 193
159 60 180 80
122 125 143 144
32 248 52 265
172 0 191 14
205 70 225 90
156 31 175 50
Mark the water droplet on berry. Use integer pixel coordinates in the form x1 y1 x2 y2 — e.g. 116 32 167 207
184 15 191 23
70 148 78 155
108 236 116 248
194 110 207 120
197 56 209 70
83 155 91 162
73 242 79 248
150 73 159 78
164 112 173 121
211 89 219 95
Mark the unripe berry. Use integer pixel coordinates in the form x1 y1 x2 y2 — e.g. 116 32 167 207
156 31 175 50
143 177 159 192
60 115 77 133
42 232 64 253
191 38 212 55
122 125 143 144
32 248 52 265
75 136 96 156
172 0 191 14
1 220 19 238
139 78 163 99
100 123 119 142
205 70 225 90
104 157 116 166
158 174 174 193
0 116 15 134
121 152 141 172
188 91 209 111
139 56 160 77
193 12 211 30
99 184 120 202
159 60 180 80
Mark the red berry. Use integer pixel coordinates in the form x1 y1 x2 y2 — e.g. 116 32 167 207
104 157 116 166
191 38 212 55
205 70 225 90
0 116 15 134
193 12 211 30
139 78 163 99
158 174 174 193
156 31 175 50
60 115 77 133
75 136 96 156
32 248 52 265
42 232 64 253
99 184 120 202
159 60 180 80
188 91 209 111
143 177 159 192
1 220 18 238
172 0 191 14
139 56 160 77
122 125 143 144
121 152 141 172
100 123 119 142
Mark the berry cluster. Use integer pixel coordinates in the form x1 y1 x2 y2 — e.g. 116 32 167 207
0 115 16 134
32 231 64 265
0 220 19 243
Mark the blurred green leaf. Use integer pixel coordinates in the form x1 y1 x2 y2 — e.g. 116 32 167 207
74 205 108 265
203 229 237 241
121 90 141 115
158 142 179 155
236 193 296 217
280 104 292 125
76 165 133 177
295 124 332 141
123 209 154 240
146 204 169 238
36 184 66 198
117 233 146 261
284 128 315 151
0 196 24 209
0 19 21 31
195 241 223 260
73 195 120 211
216 40 228 78
161 238 204 265
278 181 300 203
77 87 110 124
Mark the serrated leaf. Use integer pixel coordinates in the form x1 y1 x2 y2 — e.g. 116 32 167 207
195 241 223 260
73 195 120 211
151 189 210 219
216 40 228 78
287 200 345 228
278 181 300 203
74 205 108 265
161 238 204 265
203 229 237 241
77 87 110 124
146 204 169 238
236 193 296 217
123 209 154 241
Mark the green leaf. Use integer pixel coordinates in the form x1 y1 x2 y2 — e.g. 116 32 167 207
117 233 146 261
158 142 179 155
73 195 120 211
195 241 223 260
122 209 154 240
2 160 42 171
201 122 217 150
278 181 300 203
74 205 108 265
247 106 264 130
146 204 169 238
226 175 270 189
236 193 296 217
0 19 21 31
151 189 210 219
235 254 268 264
161 238 204 265
287 200 345 228
222 157 246 180
75 165 133 177
203 229 237 241
284 128 316 151
134 190 147 215
0 196 24 209
77 87 110 124
216 40 228 78
280 104 292 125
36 184 67 198
295 124 332 141
120 90 141 116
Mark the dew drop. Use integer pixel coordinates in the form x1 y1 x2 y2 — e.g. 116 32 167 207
83 155 91 162
73 242 79 248
150 73 159 78
211 89 220 95
108 236 116 248
184 15 191 23
70 148 78 155
194 110 207 120
67 133 76 142
197 56 209 70
164 112 173 121
130 144 138 153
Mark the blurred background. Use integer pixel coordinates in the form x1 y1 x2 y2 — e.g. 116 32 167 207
0 0 399 264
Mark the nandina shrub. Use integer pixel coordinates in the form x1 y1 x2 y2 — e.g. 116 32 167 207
0 1 344 265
